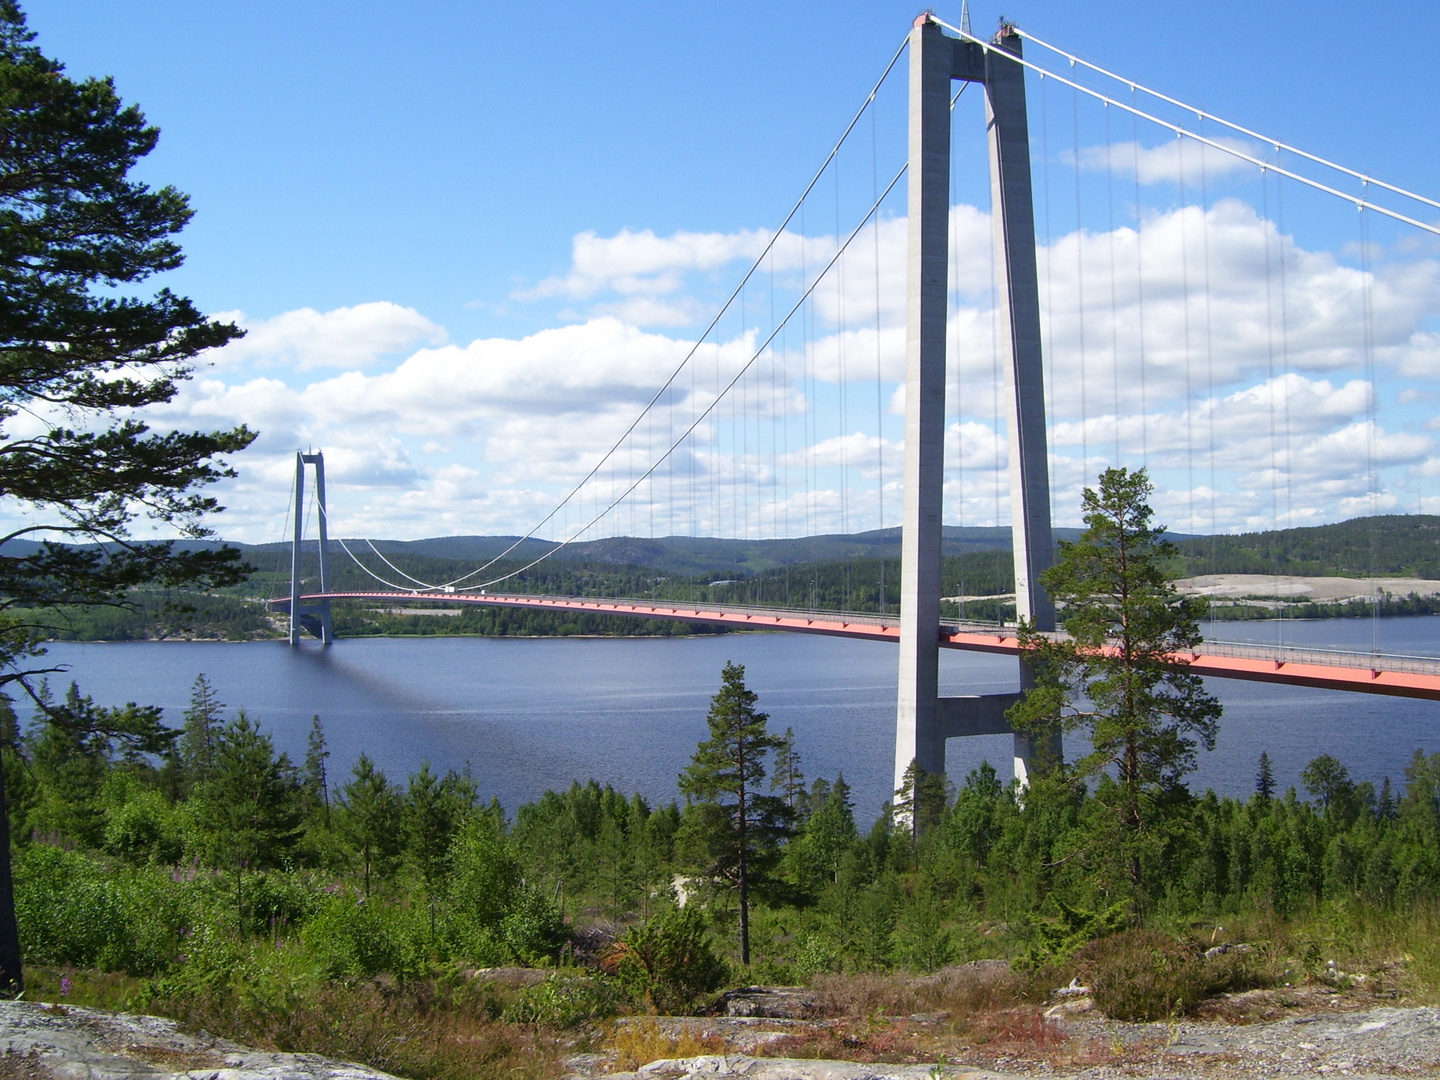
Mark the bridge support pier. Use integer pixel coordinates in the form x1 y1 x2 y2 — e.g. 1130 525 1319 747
289 450 334 646
896 17 1059 798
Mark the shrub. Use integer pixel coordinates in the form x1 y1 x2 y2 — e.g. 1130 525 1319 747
302 896 427 980
503 970 626 1027
608 906 727 1014
1077 928 1205 1020
499 886 570 966
15 844 131 969
103 790 185 866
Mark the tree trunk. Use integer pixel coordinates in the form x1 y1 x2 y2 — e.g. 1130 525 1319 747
0 759 24 996
738 757 750 966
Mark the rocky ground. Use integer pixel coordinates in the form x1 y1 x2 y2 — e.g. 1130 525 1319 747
565 983 1440 1080
5 980 1440 1080
0 1001 399 1080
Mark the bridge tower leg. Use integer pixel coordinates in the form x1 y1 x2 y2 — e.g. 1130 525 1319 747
984 26 1061 784
894 16 954 795
895 18 1059 797
288 450 334 646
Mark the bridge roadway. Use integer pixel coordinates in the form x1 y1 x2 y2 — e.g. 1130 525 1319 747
276 590 1440 702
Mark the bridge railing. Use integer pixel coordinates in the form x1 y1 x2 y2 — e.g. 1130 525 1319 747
289 589 1440 676
1200 638 1440 677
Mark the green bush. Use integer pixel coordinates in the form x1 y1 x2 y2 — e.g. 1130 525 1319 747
103 790 186 865
503 970 626 1027
1078 928 1205 1020
499 886 570 966
15 844 131 969
301 895 427 980
612 906 728 1014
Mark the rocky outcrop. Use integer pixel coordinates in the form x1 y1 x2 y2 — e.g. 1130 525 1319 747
595 1057 1017 1080
0 1001 398 1080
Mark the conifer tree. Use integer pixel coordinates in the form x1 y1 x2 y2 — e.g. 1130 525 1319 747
337 753 403 896
179 674 224 788
405 761 475 929
303 715 330 827
1255 751 1275 802
1010 467 1221 904
893 760 948 843
678 662 793 964
794 774 857 886
193 712 305 899
771 727 806 815
0 2 254 994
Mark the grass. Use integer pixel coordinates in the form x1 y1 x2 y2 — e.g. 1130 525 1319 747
27 965 568 1080
18 901 1440 1079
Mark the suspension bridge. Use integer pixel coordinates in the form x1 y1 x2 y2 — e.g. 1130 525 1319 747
271 14 1440 793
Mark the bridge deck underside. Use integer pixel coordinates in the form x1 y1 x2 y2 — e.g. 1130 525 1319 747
273 591 1440 702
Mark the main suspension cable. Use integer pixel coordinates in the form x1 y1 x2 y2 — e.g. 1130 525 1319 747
406 33 913 592
936 19 1440 236
1012 26 1440 214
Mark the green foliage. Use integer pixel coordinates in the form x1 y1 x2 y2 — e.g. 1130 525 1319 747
503 970 625 1027
191 712 304 872
1017 898 1127 969
499 886 569 967
102 787 185 865
12 845 180 974
613 906 728 1014
335 753 403 895
678 662 793 964
1012 468 1222 905
302 895 427 980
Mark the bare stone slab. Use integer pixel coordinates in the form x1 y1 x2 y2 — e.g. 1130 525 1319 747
0 1001 398 1080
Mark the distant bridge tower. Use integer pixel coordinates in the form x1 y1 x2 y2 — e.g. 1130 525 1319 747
896 17 1058 794
289 450 334 645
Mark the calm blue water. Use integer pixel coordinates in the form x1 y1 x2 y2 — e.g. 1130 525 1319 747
31 617 1440 821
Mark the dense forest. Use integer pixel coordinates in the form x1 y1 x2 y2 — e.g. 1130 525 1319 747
13 666 1440 1080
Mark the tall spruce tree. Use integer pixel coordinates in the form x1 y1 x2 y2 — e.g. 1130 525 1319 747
1010 467 1221 905
337 753 403 896
1255 751 1276 802
678 662 792 964
303 714 331 826
179 674 224 788
0 3 253 994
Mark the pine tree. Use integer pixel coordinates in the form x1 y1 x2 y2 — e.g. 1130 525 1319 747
1378 776 1396 820
337 753 403 896
678 662 793 965
179 674 224 787
405 761 475 929
0 4 255 994
893 759 948 844
1255 751 1275 802
796 773 857 886
193 712 304 876
1010 467 1222 905
303 715 330 827
771 727 806 816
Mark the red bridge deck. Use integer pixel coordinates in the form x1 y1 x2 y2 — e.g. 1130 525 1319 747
274 591 1440 701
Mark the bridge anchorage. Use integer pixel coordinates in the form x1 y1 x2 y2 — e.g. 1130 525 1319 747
274 15 1440 800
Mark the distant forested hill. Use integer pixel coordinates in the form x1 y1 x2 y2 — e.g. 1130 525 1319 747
1175 515 1440 579
21 514 1440 640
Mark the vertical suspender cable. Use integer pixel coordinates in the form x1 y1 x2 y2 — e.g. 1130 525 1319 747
1105 102 1122 465
1178 131 1195 534
1359 199 1380 654
1071 80 1089 472
1131 92 1148 465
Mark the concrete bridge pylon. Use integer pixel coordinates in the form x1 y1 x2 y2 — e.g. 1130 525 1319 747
895 16 1059 796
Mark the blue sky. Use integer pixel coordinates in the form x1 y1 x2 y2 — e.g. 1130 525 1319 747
22 1 1440 545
